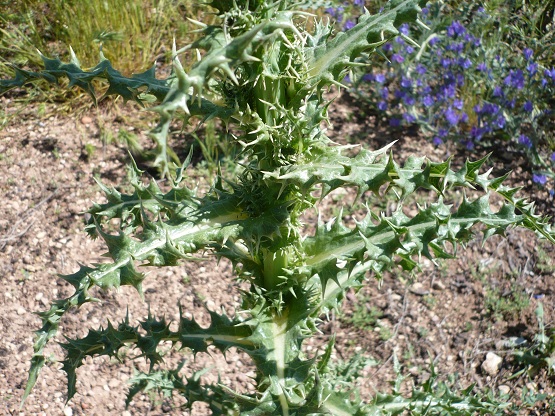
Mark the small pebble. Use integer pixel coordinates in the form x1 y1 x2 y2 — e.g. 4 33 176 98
410 282 430 296
432 281 446 290
481 352 503 376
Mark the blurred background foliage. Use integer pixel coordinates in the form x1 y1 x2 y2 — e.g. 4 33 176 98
0 0 207 75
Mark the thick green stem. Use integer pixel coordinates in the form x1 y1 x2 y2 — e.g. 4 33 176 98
271 312 290 416
262 247 289 291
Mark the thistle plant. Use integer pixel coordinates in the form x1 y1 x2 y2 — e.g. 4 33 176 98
3 0 555 414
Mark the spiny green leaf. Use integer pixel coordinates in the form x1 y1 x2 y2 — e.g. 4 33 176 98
304 0 426 91
0 53 171 104
57 309 252 402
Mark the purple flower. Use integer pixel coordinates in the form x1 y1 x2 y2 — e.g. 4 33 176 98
380 87 389 99
395 36 405 45
533 174 547 185
447 42 464 54
504 69 525 89
439 84 456 99
489 103 501 114
519 134 532 148
527 62 538 76
399 23 410 36
445 107 459 125
551 152 555 162
343 75 351 83
405 46 415 54
495 115 506 129
416 64 427 75
478 102 500 115
429 37 440 47
354 0 365 7
447 21 466 38
492 86 504 98
343 20 355 30
471 126 485 140
438 128 448 138
403 113 416 123
325 6 344 20
441 58 451 68
378 101 387 111
383 43 393 53
374 73 386 83
403 96 416 106
458 58 472 69
443 72 456 86
433 137 443 146
390 118 401 127
545 68 555 81
422 95 434 107
362 73 374 82
523 101 533 112
401 77 412 88
391 53 404 63
476 62 488 72
524 48 534 60
454 99 464 110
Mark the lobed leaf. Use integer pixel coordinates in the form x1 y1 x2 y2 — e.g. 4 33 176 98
58 309 253 401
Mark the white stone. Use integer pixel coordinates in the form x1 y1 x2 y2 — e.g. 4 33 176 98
432 281 446 290
481 352 503 376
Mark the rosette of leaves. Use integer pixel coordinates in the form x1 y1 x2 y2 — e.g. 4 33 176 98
3 0 554 414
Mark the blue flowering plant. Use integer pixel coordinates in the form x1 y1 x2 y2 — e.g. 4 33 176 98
324 0 366 31
348 2 555 187
3 0 555 413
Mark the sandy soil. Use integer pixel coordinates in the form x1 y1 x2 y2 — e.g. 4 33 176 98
1 93 554 415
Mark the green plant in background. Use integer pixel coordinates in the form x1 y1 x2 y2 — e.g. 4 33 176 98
3 0 555 414
484 286 530 321
510 303 555 379
1 0 191 75
342 295 383 330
